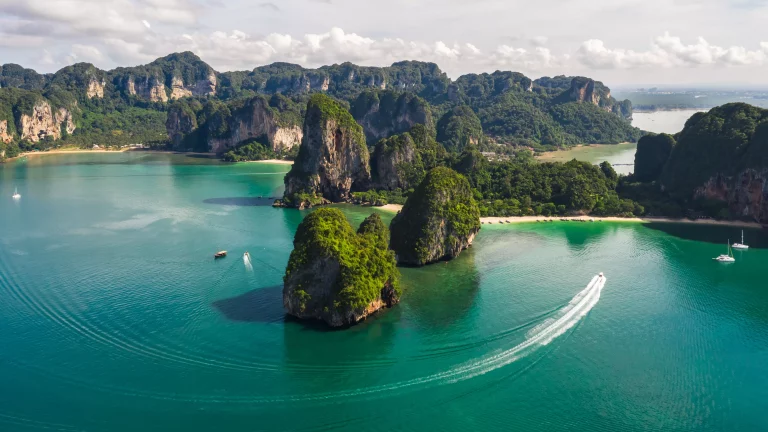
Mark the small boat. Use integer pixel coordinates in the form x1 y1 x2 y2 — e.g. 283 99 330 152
244 251 251 260
732 230 749 250
12 187 21 200
214 250 227 259
713 241 735 262
599 272 604 278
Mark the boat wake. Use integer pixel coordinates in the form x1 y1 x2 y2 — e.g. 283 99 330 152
256 273 608 403
243 254 253 272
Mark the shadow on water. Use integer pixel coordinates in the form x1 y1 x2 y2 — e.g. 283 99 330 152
400 248 480 328
212 285 285 323
203 197 279 206
644 222 768 249
562 223 611 251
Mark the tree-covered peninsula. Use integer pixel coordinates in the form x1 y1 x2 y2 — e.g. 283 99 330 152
283 209 400 327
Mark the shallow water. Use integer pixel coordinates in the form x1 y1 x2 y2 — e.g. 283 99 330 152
2 154 767 431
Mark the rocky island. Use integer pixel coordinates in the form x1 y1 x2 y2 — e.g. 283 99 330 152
281 94 370 208
283 209 400 327
389 167 481 266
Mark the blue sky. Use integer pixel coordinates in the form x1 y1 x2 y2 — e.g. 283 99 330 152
1 0 767 86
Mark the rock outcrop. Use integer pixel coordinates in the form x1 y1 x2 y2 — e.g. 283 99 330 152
19 101 75 142
166 103 198 149
283 94 370 206
86 78 105 99
208 97 302 153
370 124 444 191
657 103 768 223
694 169 768 223
169 74 217 100
389 167 481 266
125 76 168 102
0 120 12 144
566 77 633 120
283 209 400 327
634 133 676 182
350 91 433 143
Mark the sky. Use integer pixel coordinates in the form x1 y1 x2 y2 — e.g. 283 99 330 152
1 0 768 88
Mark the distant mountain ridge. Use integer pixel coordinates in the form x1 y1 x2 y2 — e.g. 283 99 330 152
0 51 640 160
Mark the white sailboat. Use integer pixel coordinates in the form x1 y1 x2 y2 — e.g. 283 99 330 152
732 230 749 250
12 187 20 199
713 240 735 262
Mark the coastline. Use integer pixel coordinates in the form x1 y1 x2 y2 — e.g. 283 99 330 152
6 148 216 161
375 204 763 228
247 159 294 165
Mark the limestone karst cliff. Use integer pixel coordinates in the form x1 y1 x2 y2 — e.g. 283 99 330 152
283 209 400 328
658 103 768 223
19 101 76 142
283 94 370 207
0 120 12 144
351 90 433 143
389 167 481 266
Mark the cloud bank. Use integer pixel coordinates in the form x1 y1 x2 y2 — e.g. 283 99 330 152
0 0 767 84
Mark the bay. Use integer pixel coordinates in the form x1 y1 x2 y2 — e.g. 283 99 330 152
1 153 767 431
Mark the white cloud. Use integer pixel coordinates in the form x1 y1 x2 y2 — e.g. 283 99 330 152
577 32 768 69
0 0 198 40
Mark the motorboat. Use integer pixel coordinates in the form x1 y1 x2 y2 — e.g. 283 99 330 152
12 187 20 199
214 250 227 259
713 241 735 262
732 230 749 250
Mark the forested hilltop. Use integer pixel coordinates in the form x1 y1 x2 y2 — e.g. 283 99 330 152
623 103 768 224
0 52 640 161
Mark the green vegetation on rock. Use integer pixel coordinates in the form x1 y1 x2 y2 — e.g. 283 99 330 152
283 209 400 327
634 133 676 182
436 105 483 152
389 167 481 266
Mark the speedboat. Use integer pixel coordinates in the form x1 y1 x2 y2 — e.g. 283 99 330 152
12 187 20 199
599 272 604 278
214 250 227 259
713 241 735 262
732 230 749 250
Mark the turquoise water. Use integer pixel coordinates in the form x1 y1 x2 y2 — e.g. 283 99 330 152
2 153 768 431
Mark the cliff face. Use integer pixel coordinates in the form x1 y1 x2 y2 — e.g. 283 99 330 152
283 210 400 328
169 73 217 100
371 133 417 190
125 76 168 102
695 170 768 223
19 101 76 142
166 104 197 149
351 91 433 143
208 97 302 153
0 120 12 144
370 124 444 191
86 78 105 99
658 104 768 223
389 167 481 266
284 94 370 205
561 77 633 120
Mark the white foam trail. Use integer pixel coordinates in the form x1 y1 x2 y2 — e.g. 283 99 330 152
266 274 608 402
243 254 253 272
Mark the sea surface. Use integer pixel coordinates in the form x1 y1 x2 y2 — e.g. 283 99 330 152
633 109 705 135
2 153 768 431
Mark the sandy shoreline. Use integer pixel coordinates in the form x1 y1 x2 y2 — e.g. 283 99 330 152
376 204 763 228
247 159 294 165
10 148 217 160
